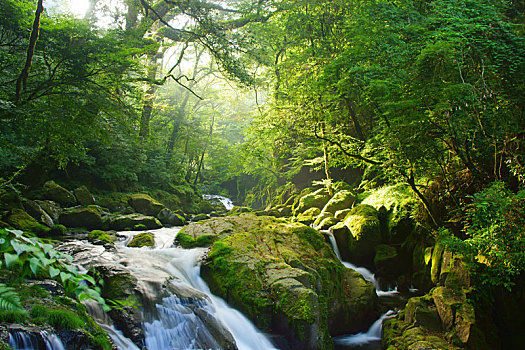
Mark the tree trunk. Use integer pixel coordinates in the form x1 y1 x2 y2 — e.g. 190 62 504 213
15 0 44 103
344 97 366 141
193 114 215 186
321 122 333 196
139 55 158 138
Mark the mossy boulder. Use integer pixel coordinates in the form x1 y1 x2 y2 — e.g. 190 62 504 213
199 214 378 349
296 207 321 225
157 208 186 226
339 204 381 266
315 216 339 231
22 200 54 227
128 193 165 217
59 208 103 230
4 209 50 235
109 214 162 231
334 209 351 220
127 232 154 247
293 188 331 216
73 186 95 206
35 200 61 222
229 206 251 214
319 190 356 217
361 184 417 244
192 213 209 222
374 244 399 280
42 181 76 207
88 230 116 245
404 294 442 331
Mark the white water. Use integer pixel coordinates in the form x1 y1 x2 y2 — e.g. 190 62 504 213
334 310 395 346
71 226 275 350
9 330 65 350
203 194 235 210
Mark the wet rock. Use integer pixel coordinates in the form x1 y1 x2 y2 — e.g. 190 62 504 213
292 188 331 215
157 208 186 226
128 232 154 247
109 214 162 231
200 214 378 349
59 207 103 230
73 186 95 206
43 181 77 207
128 193 165 217
194 308 237 350
23 200 54 227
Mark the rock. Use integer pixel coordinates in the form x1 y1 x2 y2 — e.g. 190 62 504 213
73 186 95 206
23 200 54 227
340 204 381 266
128 193 165 217
292 188 331 215
319 190 356 216
454 301 475 343
42 181 77 207
157 208 186 226
4 208 50 235
432 286 465 330
128 232 154 247
334 209 351 220
109 214 162 231
374 244 399 279
59 208 103 230
296 207 321 225
194 308 237 350
439 251 470 290
200 214 378 349
312 211 332 228
35 200 61 222
405 295 442 331
229 206 251 214
88 230 116 245
193 213 209 222
315 216 339 230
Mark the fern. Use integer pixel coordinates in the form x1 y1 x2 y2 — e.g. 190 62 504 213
0 283 23 311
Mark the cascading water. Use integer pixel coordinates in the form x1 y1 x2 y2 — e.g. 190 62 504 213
64 226 275 350
8 329 65 350
202 194 235 211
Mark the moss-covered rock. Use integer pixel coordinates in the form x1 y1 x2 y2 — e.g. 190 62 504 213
128 193 165 217
192 213 209 222
229 206 252 214
293 188 331 216
199 214 378 349
157 208 186 226
73 186 95 206
88 230 116 245
128 232 154 247
4 209 50 235
22 200 54 227
296 207 321 225
109 214 162 231
176 232 217 248
59 208 103 230
374 244 399 280
35 200 61 222
315 216 339 231
334 209 351 220
319 190 356 217
42 181 77 207
339 204 381 266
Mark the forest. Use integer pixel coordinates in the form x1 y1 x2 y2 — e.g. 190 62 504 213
0 0 524 349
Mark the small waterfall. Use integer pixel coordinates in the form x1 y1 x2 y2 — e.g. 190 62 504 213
203 194 235 211
334 310 395 347
9 329 65 350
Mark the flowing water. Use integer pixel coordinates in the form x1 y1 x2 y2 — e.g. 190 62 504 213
8 329 65 350
202 194 235 211
61 226 275 350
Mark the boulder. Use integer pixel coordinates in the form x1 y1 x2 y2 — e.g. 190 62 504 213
194 309 237 350
296 207 320 225
293 188 331 215
200 214 378 349
315 216 339 230
109 214 162 231
59 208 103 230
73 186 95 206
374 244 399 280
319 190 356 216
334 209 351 220
128 232 154 248
42 181 76 207
404 295 442 331
23 200 54 227
4 208 49 234
128 193 165 217
35 200 61 222
157 208 186 226
312 212 332 228
192 213 209 222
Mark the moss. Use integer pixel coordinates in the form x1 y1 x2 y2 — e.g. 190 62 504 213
49 224 67 235
176 232 217 248
88 230 116 245
133 224 147 230
128 232 154 247
293 188 331 215
5 209 50 235
295 207 321 225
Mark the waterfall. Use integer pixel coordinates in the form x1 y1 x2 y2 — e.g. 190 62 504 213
8 330 65 350
202 194 235 211
68 226 275 350
333 310 395 347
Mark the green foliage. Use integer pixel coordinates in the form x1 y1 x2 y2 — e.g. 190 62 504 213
443 182 525 290
0 283 23 311
0 228 107 308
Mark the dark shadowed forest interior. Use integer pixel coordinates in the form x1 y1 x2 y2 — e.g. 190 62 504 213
0 0 524 349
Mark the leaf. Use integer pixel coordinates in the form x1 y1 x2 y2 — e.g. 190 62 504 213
49 266 60 278
29 258 40 275
60 272 73 283
0 283 23 311
4 253 19 268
